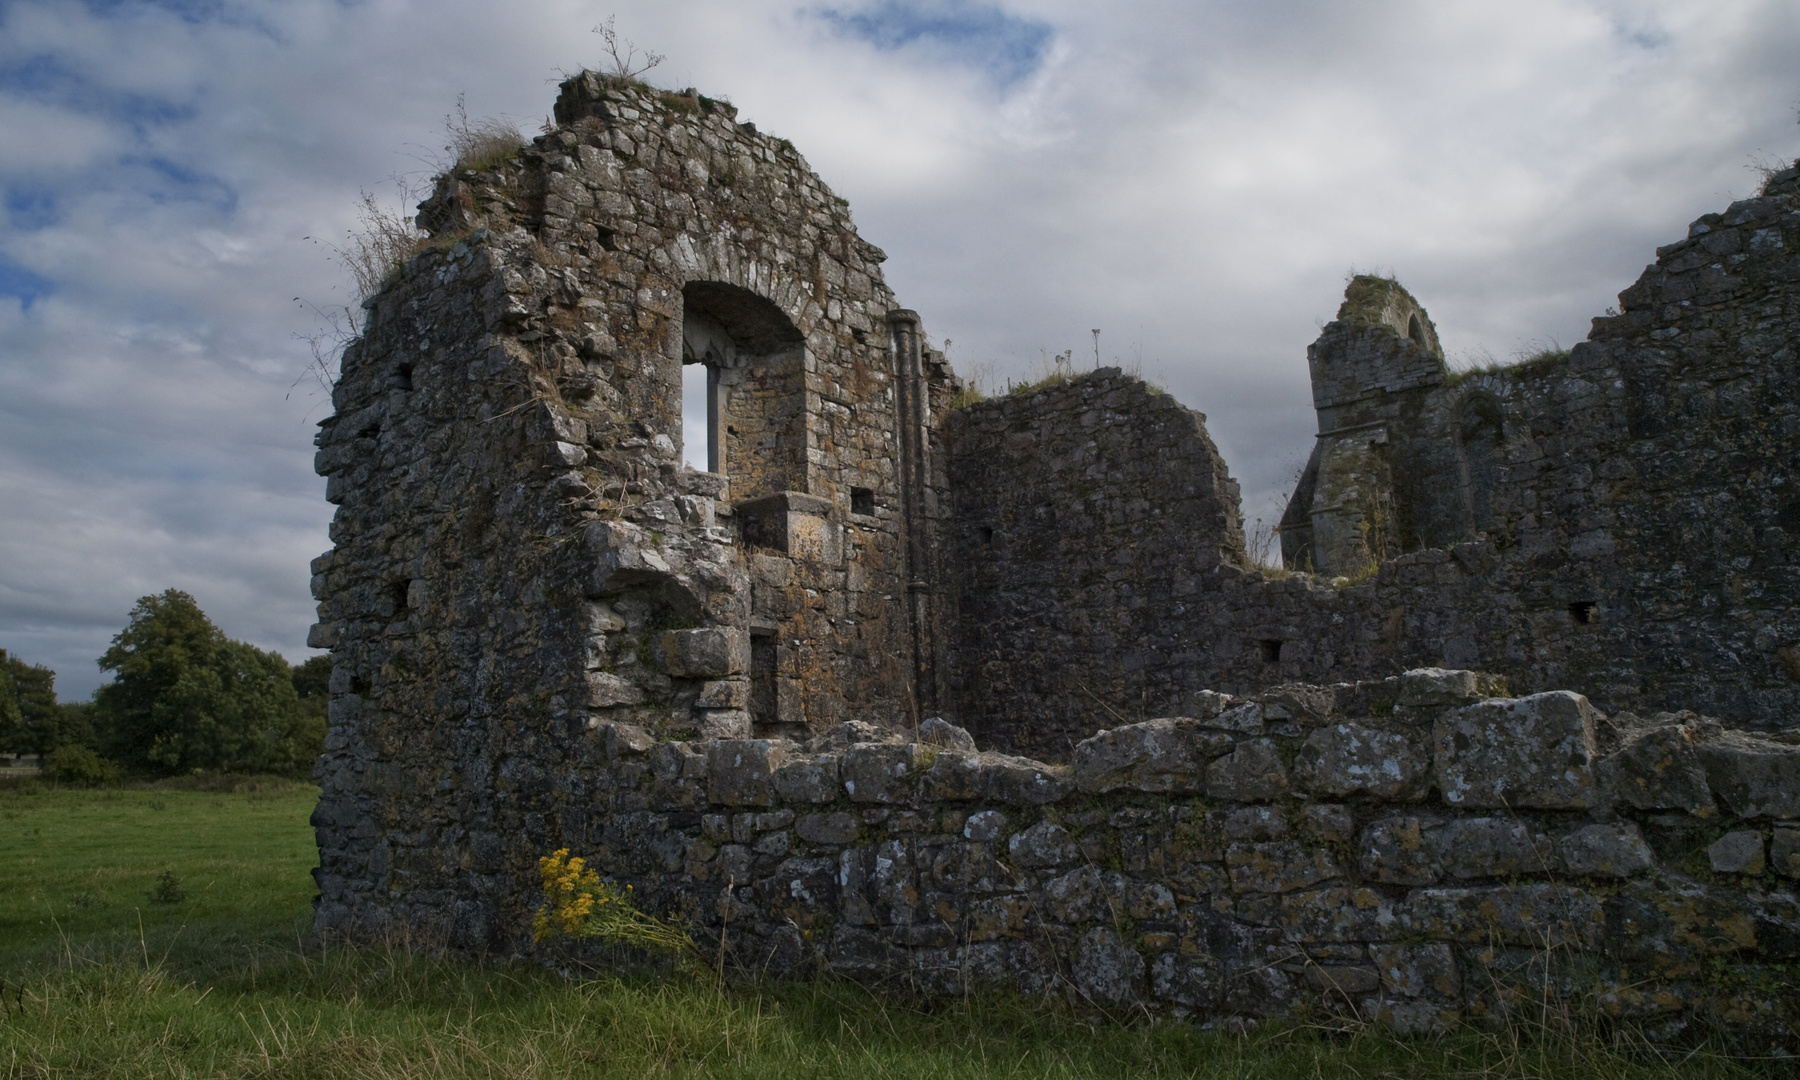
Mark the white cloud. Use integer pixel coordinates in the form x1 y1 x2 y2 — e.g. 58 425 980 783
0 0 1795 695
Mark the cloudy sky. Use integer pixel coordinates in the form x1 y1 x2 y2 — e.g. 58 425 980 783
1 0 1795 697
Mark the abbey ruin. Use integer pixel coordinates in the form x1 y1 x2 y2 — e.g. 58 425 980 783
307 72 1800 1038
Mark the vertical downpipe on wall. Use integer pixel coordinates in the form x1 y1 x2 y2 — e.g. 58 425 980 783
887 309 936 724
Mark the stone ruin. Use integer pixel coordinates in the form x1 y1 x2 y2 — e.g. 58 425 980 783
307 71 1800 1037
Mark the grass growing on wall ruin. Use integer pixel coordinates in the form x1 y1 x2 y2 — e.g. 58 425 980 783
0 779 1779 1079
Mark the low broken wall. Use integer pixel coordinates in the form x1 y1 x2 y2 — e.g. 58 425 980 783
564 668 1799 1041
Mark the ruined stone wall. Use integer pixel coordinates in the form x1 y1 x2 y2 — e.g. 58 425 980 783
311 73 956 943
951 171 1800 757
553 671 1798 1042
944 373 1247 758
1274 167 1800 727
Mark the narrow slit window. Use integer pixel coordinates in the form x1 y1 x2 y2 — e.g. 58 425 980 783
681 361 712 471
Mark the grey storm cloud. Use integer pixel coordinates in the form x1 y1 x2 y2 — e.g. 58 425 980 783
1 0 1795 696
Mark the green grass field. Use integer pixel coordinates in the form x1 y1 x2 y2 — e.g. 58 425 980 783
0 780 1777 1078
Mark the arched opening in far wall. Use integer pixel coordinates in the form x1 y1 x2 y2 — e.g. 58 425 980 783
680 281 806 499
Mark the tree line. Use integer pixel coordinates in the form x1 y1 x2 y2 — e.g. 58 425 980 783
1 590 327 781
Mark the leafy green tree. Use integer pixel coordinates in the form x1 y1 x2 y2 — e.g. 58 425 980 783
95 590 323 776
0 656 20 751
0 650 62 755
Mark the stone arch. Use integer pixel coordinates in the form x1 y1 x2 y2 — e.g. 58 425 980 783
680 279 808 499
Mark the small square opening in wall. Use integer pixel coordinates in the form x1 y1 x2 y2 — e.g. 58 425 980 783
850 487 875 516
392 364 414 392
1569 601 1598 625
1260 639 1284 663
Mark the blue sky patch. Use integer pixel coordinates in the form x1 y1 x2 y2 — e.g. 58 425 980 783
814 0 1053 86
5 184 60 230
0 256 53 308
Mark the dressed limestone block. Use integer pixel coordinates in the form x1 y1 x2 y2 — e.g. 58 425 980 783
1697 731 1800 819
1074 927 1145 1007
1558 822 1655 877
1398 667 1480 707
1071 717 1234 794
1596 716 1716 814
1205 738 1289 802
1433 691 1601 809
1403 883 1605 948
1708 830 1766 874
975 753 1069 805
773 754 840 803
1359 816 1437 886
708 739 788 806
1007 821 1080 868
841 742 925 803
1426 817 1558 879
1293 722 1430 800
659 627 749 677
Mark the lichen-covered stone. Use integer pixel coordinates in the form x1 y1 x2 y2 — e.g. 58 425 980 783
1597 716 1715 814
1007 821 1079 868
796 811 857 845
1226 841 1343 894
1434 691 1601 809
1708 830 1766 874
841 743 924 804
975 752 1070 805
1404 884 1604 948
1368 943 1459 999
1074 927 1144 1007
1400 668 1480 707
773 755 840 803
659 627 749 678
709 740 787 806
1294 722 1429 800
1558 822 1655 877
1071 718 1232 794
1773 826 1800 879
1359 816 1437 885
1427 818 1558 879
1697 733 1800 819
1206 738 1289 802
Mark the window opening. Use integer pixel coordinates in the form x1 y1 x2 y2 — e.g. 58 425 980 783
1407 315 1425 347
681 361 712 471
1569 601 1598 625
393 364 414 391
680 281 805 498
851 487 875 516
1259 639 1284 663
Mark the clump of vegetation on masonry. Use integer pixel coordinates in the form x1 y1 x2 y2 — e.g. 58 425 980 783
1443 342 1572 387
1336 272 1405 324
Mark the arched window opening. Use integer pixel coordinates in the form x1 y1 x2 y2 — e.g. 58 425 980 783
680 281 806 499
1407 314 1426 347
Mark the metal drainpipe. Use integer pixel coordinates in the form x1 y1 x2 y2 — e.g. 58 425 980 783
886 308 935 722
